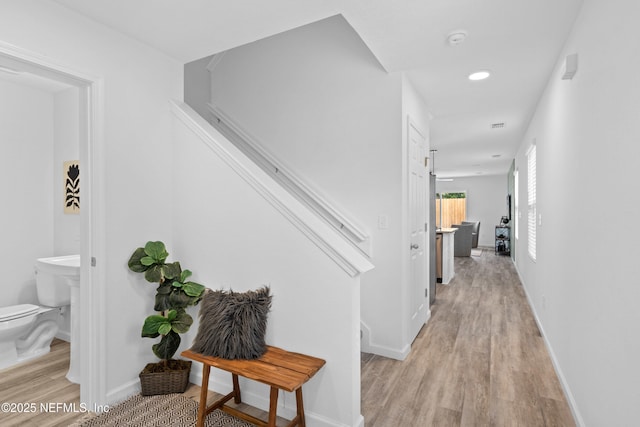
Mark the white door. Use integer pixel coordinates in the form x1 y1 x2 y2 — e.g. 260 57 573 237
408 119 429 341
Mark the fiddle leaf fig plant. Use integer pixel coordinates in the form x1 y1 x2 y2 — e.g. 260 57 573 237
128 241 206 365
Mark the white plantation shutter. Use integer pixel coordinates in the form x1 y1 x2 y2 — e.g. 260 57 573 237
514 169 519 240
527 144 537 260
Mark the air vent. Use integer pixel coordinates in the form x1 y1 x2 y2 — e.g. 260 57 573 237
491 122 505 129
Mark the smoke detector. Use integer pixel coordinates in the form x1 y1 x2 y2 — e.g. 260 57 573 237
447 31 468 46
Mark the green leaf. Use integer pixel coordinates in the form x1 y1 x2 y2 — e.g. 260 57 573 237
166 309 177 322
162 262 181 281
140 256 156 266
144 265 163 283
182 281 205 298
154 292 171 312
144 241 169 264
156 284 172 295
128 247 148 273
142 315 168 338
180 270 192 282
168 289 193 309
158 323 172 335
171 311 193 334
171 280 183 288
152 331 181 360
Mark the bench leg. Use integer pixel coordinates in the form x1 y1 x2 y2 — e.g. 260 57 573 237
232 373 242 404
296 387 306 427
268 386 279 427
197 364 211 427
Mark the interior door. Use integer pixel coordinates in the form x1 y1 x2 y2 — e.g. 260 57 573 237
408 119 429 341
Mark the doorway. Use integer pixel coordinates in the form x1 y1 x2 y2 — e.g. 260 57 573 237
0 42 106 407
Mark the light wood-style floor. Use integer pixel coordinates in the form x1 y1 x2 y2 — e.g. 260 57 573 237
1 250 574 426
361 250 575 426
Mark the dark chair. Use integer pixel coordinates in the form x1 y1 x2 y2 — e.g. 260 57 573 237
452 223 474 257
463 221 481 248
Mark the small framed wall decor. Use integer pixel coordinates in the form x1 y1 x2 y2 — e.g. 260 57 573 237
64 160 80 214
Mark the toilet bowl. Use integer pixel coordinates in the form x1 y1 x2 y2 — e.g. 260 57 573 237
0 304 39 370
0 255 77 371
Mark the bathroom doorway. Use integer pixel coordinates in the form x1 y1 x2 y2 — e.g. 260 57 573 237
0 43 106 408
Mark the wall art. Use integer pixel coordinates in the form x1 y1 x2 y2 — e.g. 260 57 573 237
64 160 80 214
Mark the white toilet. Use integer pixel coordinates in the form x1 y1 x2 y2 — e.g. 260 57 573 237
0 255 77 371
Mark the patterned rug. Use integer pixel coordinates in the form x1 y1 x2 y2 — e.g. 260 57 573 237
70 393 254 427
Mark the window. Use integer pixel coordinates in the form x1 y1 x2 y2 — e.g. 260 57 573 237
514 169 519 240
527 144 537 260
435 192 466 228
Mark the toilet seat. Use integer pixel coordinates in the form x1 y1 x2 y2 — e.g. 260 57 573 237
0 304 39 322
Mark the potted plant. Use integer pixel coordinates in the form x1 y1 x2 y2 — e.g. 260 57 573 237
128 241 206 395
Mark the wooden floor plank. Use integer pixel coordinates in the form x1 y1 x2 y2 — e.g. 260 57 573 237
362 250 575 426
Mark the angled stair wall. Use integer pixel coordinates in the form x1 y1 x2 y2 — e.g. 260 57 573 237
207 102 372 257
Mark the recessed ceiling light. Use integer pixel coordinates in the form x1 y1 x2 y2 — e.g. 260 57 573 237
469 70 491 81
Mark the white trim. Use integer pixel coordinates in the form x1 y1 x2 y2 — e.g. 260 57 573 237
0 40 107 409
514 262 584 427
360 321 411 360
208 103 372 256
172 101 374 277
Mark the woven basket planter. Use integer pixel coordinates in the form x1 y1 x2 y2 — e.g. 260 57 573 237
139 360 192 396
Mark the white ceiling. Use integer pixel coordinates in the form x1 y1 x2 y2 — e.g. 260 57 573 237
52 0 584 179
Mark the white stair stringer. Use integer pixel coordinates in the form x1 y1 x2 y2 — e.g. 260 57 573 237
207 102 372 257
171 101 374 277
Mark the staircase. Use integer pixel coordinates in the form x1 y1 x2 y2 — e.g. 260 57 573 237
207 103 372 257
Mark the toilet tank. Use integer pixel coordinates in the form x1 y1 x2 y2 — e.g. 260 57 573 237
35 255 79 307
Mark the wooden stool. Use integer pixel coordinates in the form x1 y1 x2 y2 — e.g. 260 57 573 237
182 346 325 427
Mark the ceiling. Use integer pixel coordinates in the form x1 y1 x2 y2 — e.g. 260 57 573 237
51 0 584 179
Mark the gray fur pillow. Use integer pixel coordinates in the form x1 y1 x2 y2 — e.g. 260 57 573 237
190 286 272 360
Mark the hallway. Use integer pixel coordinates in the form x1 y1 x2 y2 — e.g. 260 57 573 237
361 250 575 426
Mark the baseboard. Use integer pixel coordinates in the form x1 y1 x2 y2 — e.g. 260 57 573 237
513 262 585 427
55 330 71 342
105 378 141 409
360 320 416 361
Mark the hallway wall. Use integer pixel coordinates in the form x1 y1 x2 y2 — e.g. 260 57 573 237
196 15 432 359
514 0 640 425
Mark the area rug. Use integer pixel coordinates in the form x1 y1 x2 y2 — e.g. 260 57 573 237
70 393 254 427
471 248 483 257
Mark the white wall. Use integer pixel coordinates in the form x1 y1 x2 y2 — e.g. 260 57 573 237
0 78 54 306
171 113 364 426
1 0 183 400
514 0 640 425
53 87 81 256
202 14 430 359
436 175 508 247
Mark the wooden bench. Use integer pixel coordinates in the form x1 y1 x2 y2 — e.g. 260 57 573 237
181 347 326 427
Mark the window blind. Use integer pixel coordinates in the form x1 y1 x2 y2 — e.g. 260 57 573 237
527 145 537 260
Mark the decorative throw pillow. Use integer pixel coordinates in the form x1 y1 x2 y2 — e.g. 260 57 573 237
190 286 272 360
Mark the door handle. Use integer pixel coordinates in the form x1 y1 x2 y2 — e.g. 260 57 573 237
411 244 419 250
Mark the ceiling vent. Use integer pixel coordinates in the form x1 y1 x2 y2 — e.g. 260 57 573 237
490 122 505 129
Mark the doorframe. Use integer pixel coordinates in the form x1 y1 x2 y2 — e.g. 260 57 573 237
0 41 107 407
